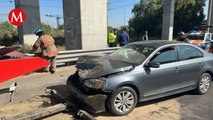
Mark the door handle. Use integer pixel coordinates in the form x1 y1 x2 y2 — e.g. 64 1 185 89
174 67 180 72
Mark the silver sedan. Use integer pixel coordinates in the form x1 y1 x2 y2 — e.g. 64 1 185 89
67 40 213 116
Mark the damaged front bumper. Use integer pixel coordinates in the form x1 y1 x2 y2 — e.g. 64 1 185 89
67 79 107 113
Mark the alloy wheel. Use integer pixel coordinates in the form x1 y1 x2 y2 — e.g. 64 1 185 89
114 91 134 113
199 75 211 93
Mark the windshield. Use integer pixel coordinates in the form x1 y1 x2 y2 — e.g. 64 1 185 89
187 34 205 40
110 44 156 65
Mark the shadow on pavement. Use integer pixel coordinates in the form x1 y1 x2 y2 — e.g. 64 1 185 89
41 84 200 119
0 88 9 94
38 84 79 119
177 88 213 120
94 90 197 118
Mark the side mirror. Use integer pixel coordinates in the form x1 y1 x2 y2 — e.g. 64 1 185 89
144 61 160 68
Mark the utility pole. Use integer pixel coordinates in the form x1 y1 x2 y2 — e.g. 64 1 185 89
207 0 213 32
124 8 126 27
46 14 63 28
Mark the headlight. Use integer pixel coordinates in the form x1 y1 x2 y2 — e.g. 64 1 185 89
84 79 105 89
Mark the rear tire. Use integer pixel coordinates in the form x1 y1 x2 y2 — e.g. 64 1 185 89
107 87 137 116
195 73 212 95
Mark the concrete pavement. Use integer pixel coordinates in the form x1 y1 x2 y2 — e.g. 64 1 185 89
0 66 213 120
0 66 76 105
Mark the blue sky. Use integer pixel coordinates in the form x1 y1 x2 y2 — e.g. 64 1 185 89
108 0 140 27
0 0 209 28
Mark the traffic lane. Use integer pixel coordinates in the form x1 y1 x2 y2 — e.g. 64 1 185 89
178 88 213 120
95 87 213 120
0 66 76 105
48 83 181 120
95 93 182 120
1 85 212 120
1 65 212 120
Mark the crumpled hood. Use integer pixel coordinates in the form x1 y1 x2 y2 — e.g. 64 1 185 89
76 55 133 79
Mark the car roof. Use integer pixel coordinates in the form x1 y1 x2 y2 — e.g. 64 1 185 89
129 40 182 48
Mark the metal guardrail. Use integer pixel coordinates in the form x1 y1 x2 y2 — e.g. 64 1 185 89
56 47 120 66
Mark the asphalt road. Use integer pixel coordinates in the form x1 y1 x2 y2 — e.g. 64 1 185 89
177 88 213 120
0 66 213 120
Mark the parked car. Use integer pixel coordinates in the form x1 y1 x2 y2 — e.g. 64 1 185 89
67 40 213 116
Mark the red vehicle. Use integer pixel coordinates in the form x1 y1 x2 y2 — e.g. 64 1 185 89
0 46 49 83
0 46 49 102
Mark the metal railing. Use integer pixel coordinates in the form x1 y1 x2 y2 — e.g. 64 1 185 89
56 47 120 66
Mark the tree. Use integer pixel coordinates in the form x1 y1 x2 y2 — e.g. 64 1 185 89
41 23 64 39
174 0 205 35
0 21 18 46
41 23 53 35
129 0 206 38
58 24 64 30
129 0 163 38
108 26 114 33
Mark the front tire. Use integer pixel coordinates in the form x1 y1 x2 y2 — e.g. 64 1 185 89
108 87 137 116
195 73 212 94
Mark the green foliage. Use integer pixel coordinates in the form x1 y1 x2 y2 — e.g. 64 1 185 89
108 26 114 33
41 23 64 38
19 44 32 53
0 21 18 46
41 23 53 35
174 0 206 36
129 0 206 38
129 0 163 38
41 23 65 46
0 22 64 47
58 24 64 30
52 29 64 38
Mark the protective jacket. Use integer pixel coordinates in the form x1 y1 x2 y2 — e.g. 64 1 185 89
32 35 58 57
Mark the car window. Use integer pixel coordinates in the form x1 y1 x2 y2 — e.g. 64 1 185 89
150 46 177 64
110 44 156 65
178 45 203 60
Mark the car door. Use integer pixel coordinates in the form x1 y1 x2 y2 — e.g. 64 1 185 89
142 46 181 98
177 45 204 88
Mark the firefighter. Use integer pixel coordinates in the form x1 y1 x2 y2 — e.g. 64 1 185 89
30 28 58 74
177 31 189 43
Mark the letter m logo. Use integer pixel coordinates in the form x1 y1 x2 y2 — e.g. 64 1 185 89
11 12 23 22
8 8 26 26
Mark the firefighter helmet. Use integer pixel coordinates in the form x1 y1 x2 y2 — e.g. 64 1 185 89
34 28 44 35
